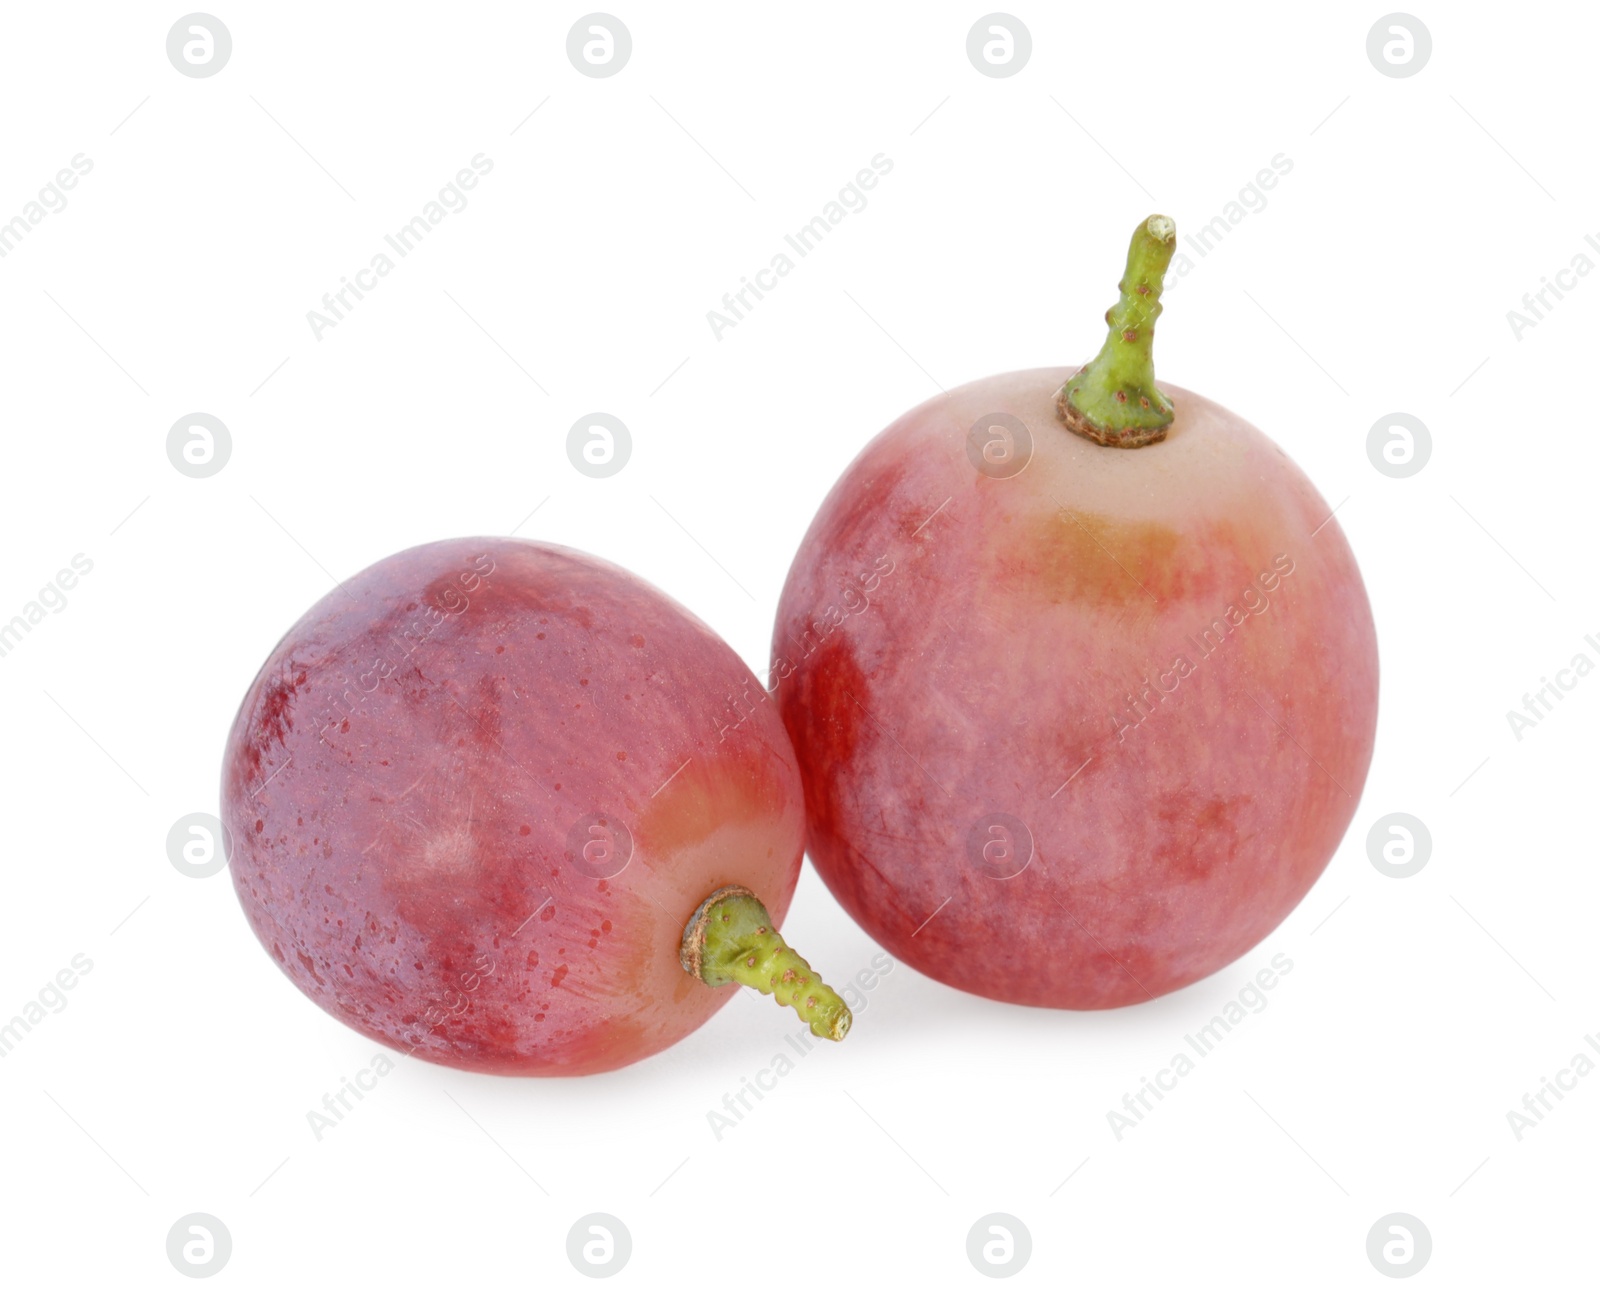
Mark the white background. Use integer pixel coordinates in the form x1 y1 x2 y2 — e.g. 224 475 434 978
1 1 1594 1285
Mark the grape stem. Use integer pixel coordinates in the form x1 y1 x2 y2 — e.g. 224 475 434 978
680 885 852 1041
1056 214 1178 448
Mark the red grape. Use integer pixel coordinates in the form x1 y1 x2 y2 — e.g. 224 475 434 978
774 217 1378 1008
223 538 849 1075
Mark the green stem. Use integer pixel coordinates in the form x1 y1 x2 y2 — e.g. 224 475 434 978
1056 214 1178 448
680 885 852 1041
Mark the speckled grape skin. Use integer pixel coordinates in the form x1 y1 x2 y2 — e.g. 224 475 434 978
222 538 804 1075
773 369 1378 1008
